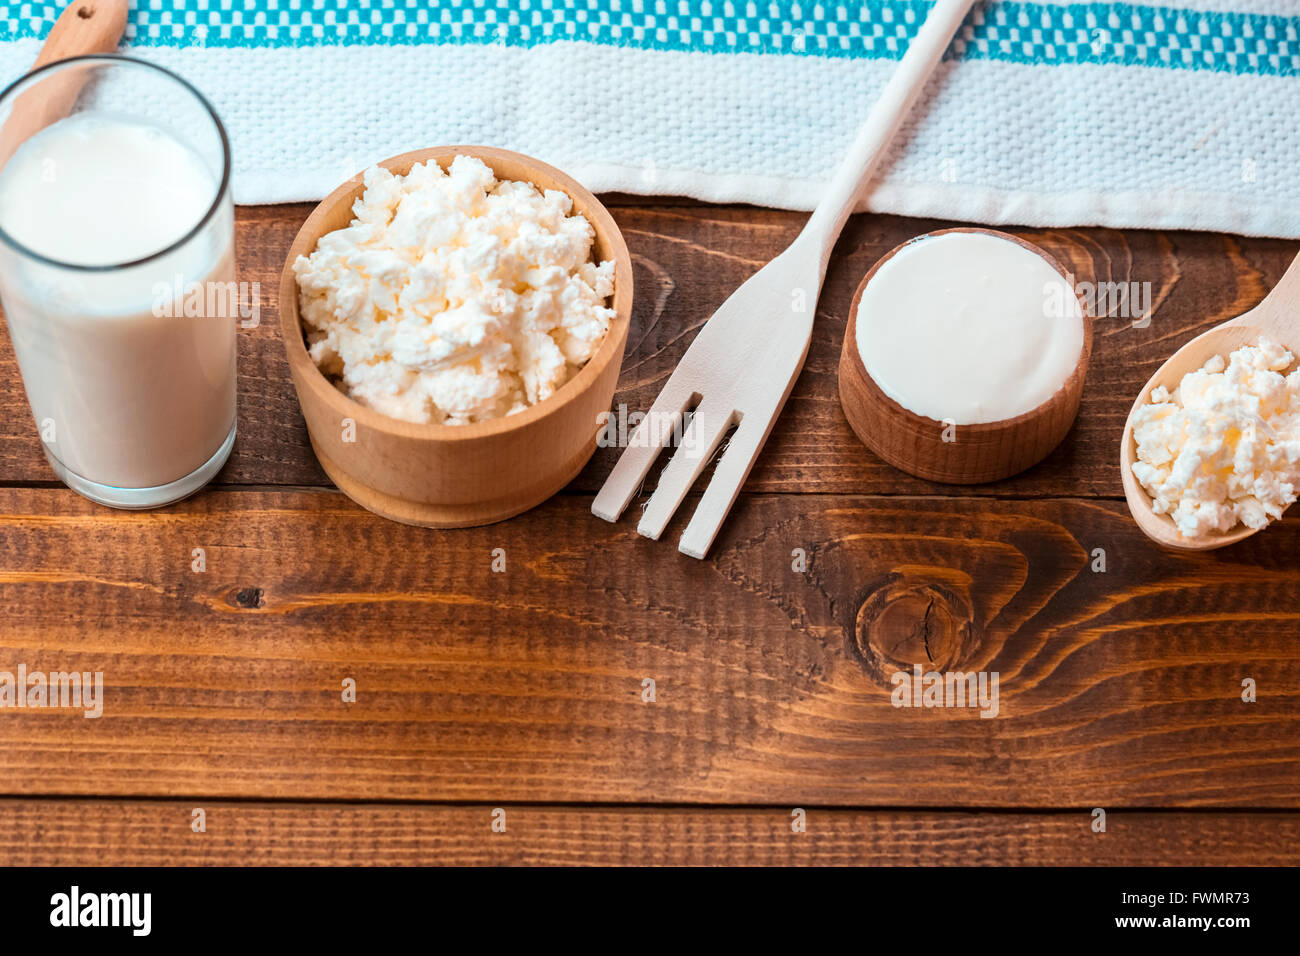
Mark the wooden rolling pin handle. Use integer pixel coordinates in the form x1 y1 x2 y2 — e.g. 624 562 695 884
0 0 129 166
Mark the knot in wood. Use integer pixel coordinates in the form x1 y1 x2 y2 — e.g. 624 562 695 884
854 579 975 683
232 587 265 610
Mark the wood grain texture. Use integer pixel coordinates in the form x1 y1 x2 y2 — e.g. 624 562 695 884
2 205 1296 498
2 199 1297 863
1 488 1295 807
2 799 1294 866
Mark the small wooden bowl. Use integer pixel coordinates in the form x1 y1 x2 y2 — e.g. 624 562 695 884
837 228 1092 484
279 146 633 527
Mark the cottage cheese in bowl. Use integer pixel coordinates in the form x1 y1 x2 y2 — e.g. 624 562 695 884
293 155 615 425
1131 337 1300 537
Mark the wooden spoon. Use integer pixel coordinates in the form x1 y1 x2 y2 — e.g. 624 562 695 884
1120 251 1300 550
0 0 128 165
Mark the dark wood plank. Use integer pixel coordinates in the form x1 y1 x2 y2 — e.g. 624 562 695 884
2 799 1295 866
1 488 1296 807
1 205 1295 496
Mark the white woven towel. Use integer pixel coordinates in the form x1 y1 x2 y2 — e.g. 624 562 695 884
1 0 1297 237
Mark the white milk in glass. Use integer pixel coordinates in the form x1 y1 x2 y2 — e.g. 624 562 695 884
0 112 236 494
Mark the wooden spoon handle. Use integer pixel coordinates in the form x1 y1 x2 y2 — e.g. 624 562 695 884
1234 249 1300 345
33 0 129 69
797 0 976 270
1259 251 1300 341
0 0 129 164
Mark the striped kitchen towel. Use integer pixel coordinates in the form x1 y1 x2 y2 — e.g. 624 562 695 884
1 1 1298 237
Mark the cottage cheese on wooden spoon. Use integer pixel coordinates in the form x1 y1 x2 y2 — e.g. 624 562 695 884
294 156 615 425
1131 338 1300 537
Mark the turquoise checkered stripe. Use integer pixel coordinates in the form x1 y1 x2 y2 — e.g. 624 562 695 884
2 1 1297 75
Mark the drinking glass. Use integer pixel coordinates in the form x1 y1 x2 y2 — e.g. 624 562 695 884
0 55 236 508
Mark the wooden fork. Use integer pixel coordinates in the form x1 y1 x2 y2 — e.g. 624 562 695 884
592 0 976 558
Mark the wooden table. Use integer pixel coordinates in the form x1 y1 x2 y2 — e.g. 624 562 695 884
2 200 1298 866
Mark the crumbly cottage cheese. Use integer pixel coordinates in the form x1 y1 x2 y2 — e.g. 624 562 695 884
294 156 615 425
1131 338 1300 538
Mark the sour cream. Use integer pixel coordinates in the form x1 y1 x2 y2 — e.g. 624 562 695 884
854 231 1084 425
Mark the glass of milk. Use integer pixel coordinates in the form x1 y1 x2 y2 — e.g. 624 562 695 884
0 56 236 508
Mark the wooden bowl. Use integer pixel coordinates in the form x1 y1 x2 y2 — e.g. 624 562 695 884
837 228 1092 484
279 146 633 527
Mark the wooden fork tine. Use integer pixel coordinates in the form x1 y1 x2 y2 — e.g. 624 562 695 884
590 377 697 523
636 403 735 540
677 417 765 559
